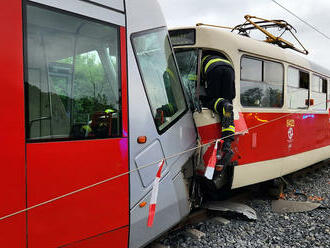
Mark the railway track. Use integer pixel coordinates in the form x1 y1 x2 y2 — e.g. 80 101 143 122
290 159 329 182
150 159 330 248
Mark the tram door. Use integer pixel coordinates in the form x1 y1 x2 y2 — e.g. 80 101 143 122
23 1 129 247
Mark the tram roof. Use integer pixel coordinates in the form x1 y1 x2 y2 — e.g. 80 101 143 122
170 26 330 78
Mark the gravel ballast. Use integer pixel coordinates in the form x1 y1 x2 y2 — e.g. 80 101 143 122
157 163 330 248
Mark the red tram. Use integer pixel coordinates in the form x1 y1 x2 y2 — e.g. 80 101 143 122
1 0 196 247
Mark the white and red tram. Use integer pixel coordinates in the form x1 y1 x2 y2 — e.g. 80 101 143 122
170 25 330 189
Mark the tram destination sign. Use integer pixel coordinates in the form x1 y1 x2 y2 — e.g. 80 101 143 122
169 29 196 46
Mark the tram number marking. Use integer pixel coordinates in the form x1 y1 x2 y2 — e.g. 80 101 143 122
286 119 295 127
288 127 294 140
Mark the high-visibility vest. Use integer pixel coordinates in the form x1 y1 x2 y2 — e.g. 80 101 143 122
105 108 115 114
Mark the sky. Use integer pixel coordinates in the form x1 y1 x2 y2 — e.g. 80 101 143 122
158 0 330 69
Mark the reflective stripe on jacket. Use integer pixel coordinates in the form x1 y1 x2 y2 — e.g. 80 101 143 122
202 55 232 75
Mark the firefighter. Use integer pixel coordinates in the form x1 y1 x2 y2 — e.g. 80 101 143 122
201 50 236 166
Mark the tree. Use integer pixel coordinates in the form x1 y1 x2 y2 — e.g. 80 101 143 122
241 87 263 106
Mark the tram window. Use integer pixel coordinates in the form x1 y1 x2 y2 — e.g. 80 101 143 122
24 4 121 141
287 67 299 88
241 57 262 82
174 49 199 110
132 28 187 133
322 78 327 94
323 79 328 109
240 56 283 108
328 80 330 108
312 75 322 92
311 74 327 110
299 71 309 89
169 29 196 46
287 67 309 109
264 61 283 85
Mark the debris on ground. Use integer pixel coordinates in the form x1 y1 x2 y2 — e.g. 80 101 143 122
271 199 321 213
211 216 230 225
203 201 257 220
155 163 329 248
185 229 206 240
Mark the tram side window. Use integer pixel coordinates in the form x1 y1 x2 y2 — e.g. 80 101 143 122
322 78 328 94
240 57 283 108
287 67 309 109
132 29 187 132
311 75 327 110
25 4 121 141
322 78 328 109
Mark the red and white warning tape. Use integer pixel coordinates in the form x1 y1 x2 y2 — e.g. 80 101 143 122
147 159 165 227
204 139 224 180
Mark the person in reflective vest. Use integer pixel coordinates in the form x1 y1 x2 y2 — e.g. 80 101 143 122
81 108 115 137
201 50 236 165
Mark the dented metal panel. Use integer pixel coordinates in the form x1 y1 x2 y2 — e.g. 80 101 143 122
134 140 167 188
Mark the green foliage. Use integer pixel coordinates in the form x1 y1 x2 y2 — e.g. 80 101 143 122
241 86 282 107
241 87 263 106
264 87 282 107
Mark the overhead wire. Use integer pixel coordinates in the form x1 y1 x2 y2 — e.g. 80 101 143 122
270 0 330 41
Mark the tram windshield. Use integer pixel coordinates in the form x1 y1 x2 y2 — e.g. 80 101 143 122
173 49 199 110
132 29 187 132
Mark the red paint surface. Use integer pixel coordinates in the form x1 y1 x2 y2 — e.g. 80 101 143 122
0 0 26 247
197 112 330 165
147 204 156 227
27 139 129 247
237 112 330 165
63 226 128 248
235 112 248 134
198 122 221 145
